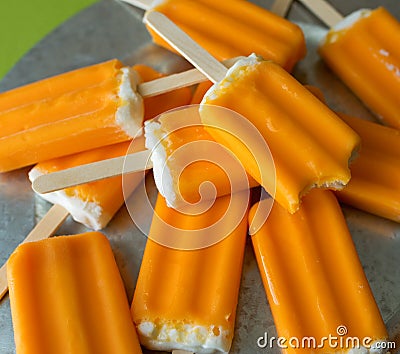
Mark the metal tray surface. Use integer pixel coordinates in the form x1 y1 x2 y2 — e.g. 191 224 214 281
0 1 399 353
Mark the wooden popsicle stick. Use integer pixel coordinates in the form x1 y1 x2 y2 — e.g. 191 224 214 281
32 150 152 194
139 68 208 98
270 0 293 17
297 0 344 27
172 351 194 354
0 204 69 301
119 0 152 11
139 57 242 98
144 11 227 84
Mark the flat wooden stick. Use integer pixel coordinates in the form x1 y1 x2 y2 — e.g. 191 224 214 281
270 0 293 17
119 0 152 11
0 204 69 301
32 150 152 194
139 68 207 98
144 11 227 83
139 57 241 98
172 351 194 354
297 0 344 27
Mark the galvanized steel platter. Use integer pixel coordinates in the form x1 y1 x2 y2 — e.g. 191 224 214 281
0 1 399 353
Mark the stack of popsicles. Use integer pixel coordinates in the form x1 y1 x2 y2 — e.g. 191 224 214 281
1 0 399 353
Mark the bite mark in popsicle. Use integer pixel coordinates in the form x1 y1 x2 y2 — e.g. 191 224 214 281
144 11 360 213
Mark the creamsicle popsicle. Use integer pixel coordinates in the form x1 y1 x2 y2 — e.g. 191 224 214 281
143 0 306 72
28 64 192 230
0 59 143 172
200 54 360 213
335 113 400 223
144 105 258 209
7 231 143 354
317 7 400 129
250 189 388 354
131 193 248 353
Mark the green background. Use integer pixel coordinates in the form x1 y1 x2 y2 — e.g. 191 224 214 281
0 0 98 81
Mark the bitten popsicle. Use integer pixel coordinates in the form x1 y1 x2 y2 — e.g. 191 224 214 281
131 193 249 353
298 0 400 129
144 12 360 213
7 232 143 354
120 0 305 72
249 189 388 354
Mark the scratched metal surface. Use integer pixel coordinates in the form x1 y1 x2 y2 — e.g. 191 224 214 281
0 1 400 353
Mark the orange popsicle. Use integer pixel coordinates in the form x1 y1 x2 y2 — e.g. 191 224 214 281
319 7 400 128
0 59 143 172
250 189 388 354
335 113 400 222
200 54 360 213
131 193 249 353
145 0 306 72
7 231 142 354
